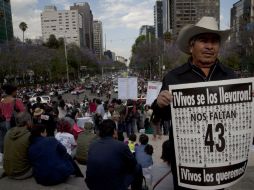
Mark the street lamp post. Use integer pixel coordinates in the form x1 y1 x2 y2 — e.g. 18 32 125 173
63 37 70 85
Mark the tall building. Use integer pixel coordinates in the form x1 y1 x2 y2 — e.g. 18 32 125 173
104 50 116 61
154 0 163 38
116 56 127 65
169 0 220 38
231 0 254 44
162 0 173 33
93 20 103 58
41 5 83 46
0 0 13 43
70 3 94 50
139 25 155 36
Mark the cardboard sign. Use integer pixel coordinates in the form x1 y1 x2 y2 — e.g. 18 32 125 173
146 81 162 105
118 77 138 100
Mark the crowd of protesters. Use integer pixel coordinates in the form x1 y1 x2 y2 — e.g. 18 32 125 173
0 83 172 189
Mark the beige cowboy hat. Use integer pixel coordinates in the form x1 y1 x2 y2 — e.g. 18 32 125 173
33 108 44 117
176 16 230 54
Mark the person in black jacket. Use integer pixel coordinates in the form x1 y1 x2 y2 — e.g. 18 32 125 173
152 17 237 190
85 119 143 190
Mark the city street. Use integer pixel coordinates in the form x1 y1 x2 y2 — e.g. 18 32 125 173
60 89 118 104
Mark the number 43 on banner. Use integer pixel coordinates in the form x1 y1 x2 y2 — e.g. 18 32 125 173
205 123 225 152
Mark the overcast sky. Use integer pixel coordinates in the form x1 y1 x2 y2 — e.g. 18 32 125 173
11 0 237 61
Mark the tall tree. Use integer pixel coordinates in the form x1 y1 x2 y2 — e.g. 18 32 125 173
45 34 59 49
19 22 28 43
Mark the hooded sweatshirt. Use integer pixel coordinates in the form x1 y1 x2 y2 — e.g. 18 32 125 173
76 124 98 164
3 126 31 177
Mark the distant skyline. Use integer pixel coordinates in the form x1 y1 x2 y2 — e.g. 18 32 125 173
11 0 238 62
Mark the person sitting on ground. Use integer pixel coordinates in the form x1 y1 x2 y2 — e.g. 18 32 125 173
75 122 98 165
135 134 154 168
151 140 173 190
55 119 77 157
125 134 139 154
28 124 83 186
85 119 143 190
3 112 33 179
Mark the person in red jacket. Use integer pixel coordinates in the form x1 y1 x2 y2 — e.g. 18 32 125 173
0 84 25 163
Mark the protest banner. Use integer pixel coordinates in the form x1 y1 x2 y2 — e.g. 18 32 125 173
169 78 254 190
146 81 162 105
118 77 138 100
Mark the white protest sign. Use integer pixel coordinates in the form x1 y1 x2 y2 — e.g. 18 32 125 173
118 77 138 100
169 78 254 190
146 81 162 105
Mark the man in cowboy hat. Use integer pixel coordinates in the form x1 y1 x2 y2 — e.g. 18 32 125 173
152 16 237 189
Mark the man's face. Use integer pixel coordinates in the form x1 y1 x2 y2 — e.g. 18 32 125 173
190 33 220 68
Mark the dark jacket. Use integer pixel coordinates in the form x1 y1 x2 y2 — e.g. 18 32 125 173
85 137 137 190
152 60 237 190
28 136 74 186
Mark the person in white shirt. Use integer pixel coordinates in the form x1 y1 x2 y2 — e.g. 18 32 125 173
58 100 67 119
55 119 77 157
103 104 114 120
95 99 105 118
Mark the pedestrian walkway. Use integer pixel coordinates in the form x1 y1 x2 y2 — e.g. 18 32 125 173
0 135 254 190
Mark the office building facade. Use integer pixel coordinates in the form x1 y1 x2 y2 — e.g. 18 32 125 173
154 0 163 38
162 0 173 33
104 50 116 61
116 56 127 64
70 2 94 50
0 0 13 43
169 0 220 38
139 25 155 36
41 5 83 46
93 20 103 58
231 0 254 44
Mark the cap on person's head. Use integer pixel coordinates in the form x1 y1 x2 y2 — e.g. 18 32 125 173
33 108 44 117
176 16 230 54
2 84 17 95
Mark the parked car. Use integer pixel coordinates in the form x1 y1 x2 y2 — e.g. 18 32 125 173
57 89 66 95
49 91 56 96
71 87 85 95
29 95 51 105
85 85 92 90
